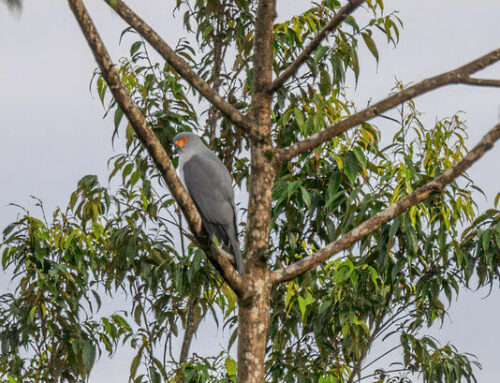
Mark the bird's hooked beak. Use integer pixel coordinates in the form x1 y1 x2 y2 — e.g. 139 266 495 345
174 137 188 149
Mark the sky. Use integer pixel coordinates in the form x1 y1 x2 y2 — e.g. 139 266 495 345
0 0 499 382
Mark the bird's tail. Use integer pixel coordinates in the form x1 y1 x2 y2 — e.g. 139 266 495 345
228 227 244 275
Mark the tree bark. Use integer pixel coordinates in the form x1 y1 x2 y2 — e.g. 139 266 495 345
179 300 202 364
461 77 500 87
237 266 272 383
237 0 277 382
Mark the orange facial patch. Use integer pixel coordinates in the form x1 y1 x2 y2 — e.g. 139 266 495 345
175 137 188 148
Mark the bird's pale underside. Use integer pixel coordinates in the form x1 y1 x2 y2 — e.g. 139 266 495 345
173 132 244 274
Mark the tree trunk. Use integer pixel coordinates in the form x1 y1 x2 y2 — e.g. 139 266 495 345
236 0 276 381
237 264 271 383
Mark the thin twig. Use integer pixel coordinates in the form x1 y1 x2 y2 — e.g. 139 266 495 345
461 77 500 87
268 0 365 93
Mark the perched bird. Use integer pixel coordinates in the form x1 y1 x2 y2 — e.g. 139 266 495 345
173 132 244 274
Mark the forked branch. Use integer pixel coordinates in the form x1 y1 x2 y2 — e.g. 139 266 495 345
271 123 500 283
267 0 365 94
103 0 255 133
461 77 500 87
68 0 244 295
278 48 500 162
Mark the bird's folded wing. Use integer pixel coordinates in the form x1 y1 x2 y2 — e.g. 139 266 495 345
182 155 235 226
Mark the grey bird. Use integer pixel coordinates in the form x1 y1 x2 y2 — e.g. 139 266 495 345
173 132 244 274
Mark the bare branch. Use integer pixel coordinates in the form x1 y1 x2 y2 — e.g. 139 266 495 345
461 76 500 87
278 48 500 162
179 298 203 364
267 0 365 93
102 0 255 133
362 345 402 372
68 0 244 295
359 368 412 382
271 124 500 283
207 2 226 145
347 291 393 383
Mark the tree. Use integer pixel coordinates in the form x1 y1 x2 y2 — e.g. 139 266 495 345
1 1 499 382
1 0 22 12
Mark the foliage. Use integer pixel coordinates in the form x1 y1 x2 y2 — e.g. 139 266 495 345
1 1 499 382
1 0 22 12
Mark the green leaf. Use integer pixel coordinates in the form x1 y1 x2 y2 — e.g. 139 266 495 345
29 306 37 323
91 219 103 239
134 304 143 325
389 218 400 237
202 24 214 39
328 173 341 196
344 152 360 184
294 107 305 127
114 107 124 130
96 76 107 106
361 31 379 62
130 352 142 378
82 341 96 374
129 170 142 187
287 180 301 199
494 192 500 208
314 46 329 64
353 147 367 168
319 69 332 96
297 293 314 322
225 357 237 376
228 328 238 352
482 230 491 251
407 228 418 255
300 187 312 210
175 267 184 291
151 369 161 383
348 47 360 84
122 163 134 181
367 266 379 288
344 15 359 31
130 41 142 56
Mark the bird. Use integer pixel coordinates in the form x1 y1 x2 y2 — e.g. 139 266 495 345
173 132 244 274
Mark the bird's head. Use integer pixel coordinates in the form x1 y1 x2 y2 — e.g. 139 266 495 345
173 132 203 152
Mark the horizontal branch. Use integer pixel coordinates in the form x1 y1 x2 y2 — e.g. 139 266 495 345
267 0 365 94
68 0 244 295
103 0 255 133
278 48 500 162
461 76 500 87
271 123 500 284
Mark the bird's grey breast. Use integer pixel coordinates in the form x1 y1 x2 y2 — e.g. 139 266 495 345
177 151 189 188
178 146 202 188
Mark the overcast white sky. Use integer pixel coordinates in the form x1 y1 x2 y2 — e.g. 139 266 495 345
0 0 499 382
